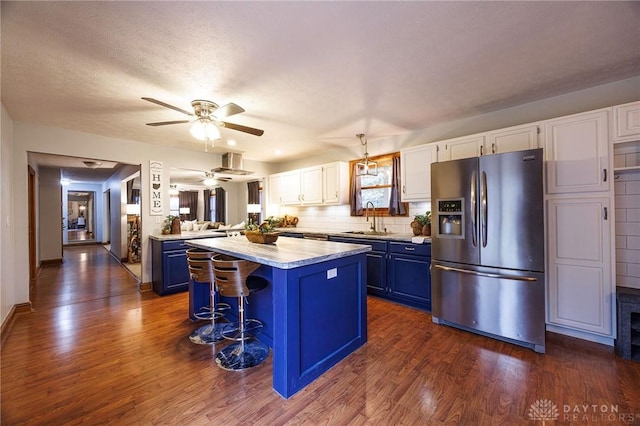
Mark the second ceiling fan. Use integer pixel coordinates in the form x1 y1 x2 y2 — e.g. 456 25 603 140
142 97 264 145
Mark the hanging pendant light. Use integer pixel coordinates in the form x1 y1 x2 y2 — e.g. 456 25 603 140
355 133 378 176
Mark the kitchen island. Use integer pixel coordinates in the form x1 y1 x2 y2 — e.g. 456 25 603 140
185 236 370 398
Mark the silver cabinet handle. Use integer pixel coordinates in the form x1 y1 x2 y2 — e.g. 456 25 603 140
404 247 415 251
433 264 537 282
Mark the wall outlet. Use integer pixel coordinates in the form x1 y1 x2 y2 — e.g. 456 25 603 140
327 268 337 279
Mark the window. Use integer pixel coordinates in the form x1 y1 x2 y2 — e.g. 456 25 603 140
208 193 216 222
350 152 408 217
169 195 179 217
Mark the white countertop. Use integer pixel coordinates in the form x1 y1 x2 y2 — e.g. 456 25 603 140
185 236 371 269
149 230 229 241
275 227 429 243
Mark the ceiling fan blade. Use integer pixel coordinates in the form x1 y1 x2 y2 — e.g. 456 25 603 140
221 121 264 136
146 120 190 126
141 97 194 116
214 103 245 119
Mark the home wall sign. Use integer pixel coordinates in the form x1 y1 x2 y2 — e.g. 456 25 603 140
149 160 163 215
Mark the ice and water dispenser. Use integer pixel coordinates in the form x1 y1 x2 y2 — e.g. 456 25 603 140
436 199 464 238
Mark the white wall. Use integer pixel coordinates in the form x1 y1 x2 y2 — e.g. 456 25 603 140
1 105 16 324
38 167 63 261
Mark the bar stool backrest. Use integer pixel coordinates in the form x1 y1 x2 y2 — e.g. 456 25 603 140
186 248 215 260
212 254 261 298
187 258 216 284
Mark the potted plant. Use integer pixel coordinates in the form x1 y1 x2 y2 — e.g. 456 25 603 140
410 211 431 236
245 220 280 244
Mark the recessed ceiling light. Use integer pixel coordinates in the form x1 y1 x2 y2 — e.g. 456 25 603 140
227 140 236 146
275 149 282 155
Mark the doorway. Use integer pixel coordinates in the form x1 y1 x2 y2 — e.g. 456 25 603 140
67 191 96 244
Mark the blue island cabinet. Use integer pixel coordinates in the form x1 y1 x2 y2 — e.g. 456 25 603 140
151 239 190 295
185 236 369 399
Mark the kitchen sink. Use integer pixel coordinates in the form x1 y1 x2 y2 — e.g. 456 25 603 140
342 230 389 236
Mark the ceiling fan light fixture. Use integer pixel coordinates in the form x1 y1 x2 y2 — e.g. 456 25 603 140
190 118 221 142
203 172 216 187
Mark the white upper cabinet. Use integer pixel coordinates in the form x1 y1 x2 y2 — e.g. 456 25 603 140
323 162 349 204
544 110 610 194
268 173 284 206
613 101 640 143
273 162 348 207
300 166 323 205
282 170 302 205
439 135 485 161
485 124 540 154
400 144 438 201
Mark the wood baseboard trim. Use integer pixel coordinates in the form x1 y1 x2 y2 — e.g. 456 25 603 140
15 302 32 313
139 281 153 292
41 259 63 266
1 302 32 346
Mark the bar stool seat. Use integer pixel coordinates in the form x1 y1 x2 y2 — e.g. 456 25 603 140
212 254 270 370
186 249 231 345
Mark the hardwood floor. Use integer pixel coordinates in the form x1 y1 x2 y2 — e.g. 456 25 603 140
2 245 639 425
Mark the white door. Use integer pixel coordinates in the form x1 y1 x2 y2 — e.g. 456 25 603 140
545 110 610 194
400 144 438 201
546 197 613 336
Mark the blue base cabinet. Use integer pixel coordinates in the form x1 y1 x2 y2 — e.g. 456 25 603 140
388 242 431 310
329 237 431 311
151 239 190 295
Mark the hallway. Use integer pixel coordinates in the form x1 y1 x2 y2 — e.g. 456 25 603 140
2 246 640 424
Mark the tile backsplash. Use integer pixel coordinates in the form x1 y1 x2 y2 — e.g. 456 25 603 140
614 142 640 289
270 202 431 235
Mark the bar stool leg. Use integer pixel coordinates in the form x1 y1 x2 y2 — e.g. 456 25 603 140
215 296 269 371
189 288 231 345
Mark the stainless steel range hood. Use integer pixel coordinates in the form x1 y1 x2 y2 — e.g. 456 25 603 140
212 153 254 175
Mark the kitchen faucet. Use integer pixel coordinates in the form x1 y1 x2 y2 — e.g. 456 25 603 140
365 201 376 233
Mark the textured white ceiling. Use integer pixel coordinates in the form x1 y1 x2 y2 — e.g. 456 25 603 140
3 1 640 170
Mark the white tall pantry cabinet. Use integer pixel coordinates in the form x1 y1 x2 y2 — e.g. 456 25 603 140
544 109 616 344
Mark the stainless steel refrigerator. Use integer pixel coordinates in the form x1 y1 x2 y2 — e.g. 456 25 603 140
430 148 545 353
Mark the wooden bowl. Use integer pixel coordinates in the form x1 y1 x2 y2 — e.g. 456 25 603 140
245 231 280 244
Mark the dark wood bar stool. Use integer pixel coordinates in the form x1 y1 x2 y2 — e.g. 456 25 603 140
186 248 230 345
212 254 269 370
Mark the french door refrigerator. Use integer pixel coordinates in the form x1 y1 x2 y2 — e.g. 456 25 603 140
430 148 545 353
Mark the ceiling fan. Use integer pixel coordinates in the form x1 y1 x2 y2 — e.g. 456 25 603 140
203 171 230 186
142 97 264 149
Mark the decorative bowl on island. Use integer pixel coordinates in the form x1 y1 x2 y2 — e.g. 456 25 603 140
245 220 280 244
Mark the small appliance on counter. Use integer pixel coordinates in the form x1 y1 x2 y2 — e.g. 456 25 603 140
430 148 545 353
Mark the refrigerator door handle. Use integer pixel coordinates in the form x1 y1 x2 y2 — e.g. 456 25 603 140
481 171 488 247
433 264 538 282
471 171 477 247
